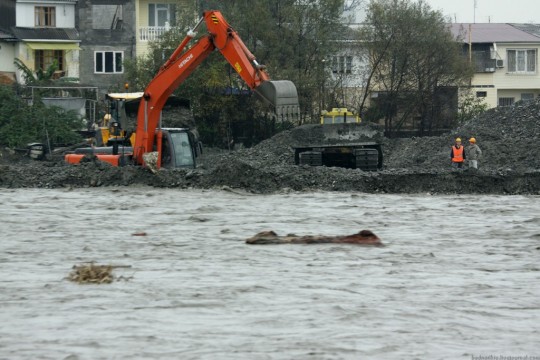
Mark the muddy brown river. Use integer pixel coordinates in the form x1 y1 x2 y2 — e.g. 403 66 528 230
0 188 539 359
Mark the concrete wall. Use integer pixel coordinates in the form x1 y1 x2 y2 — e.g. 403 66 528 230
16 1 76 28
77 0 136 92
0 41 16 72
42 97 86 118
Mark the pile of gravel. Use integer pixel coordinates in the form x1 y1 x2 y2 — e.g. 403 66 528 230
1 98 539 194
384 98 540 172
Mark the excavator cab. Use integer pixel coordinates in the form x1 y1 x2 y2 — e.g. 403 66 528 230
159 128 196 168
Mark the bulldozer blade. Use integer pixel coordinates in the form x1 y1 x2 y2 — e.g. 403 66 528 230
255 80 300 122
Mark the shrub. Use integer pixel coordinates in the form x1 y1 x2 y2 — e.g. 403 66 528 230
0 85 84 148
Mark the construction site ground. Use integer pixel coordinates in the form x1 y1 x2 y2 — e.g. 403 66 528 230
1 98 539 195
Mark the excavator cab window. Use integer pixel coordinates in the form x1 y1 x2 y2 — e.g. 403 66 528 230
161 136 172 166
169 131 195 168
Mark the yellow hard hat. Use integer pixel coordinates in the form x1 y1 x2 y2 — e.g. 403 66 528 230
469 137 476 143
455 138 461 142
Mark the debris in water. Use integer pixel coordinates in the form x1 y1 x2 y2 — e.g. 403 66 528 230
246 230 383 246
132 232 147 236
67 263 132 284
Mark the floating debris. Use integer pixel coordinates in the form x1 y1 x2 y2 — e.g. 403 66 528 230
132 232 147 236
68 263 132 284
246 230 383 246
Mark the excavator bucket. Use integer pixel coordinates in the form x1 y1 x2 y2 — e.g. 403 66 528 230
255 80 300 122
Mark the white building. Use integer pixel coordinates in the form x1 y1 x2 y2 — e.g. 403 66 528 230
9 0 81 83
450 23 540 108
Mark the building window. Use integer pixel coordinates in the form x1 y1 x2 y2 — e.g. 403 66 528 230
35 50 64 71
95 51 123 73
35 7 56 27
148 4 176 27
498 97 514 107
476 91 487 98
507 49 536 73
332 56 353 74
346 56 353 74
521 93 534 102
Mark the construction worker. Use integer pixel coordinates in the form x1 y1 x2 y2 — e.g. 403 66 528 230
467 137 482 169
451 137 466 168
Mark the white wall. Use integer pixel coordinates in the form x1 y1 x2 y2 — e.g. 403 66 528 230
498 89 539 101
65 48 79 78
0 42 16 72
342 0 367 27
329 46 368 89
13 43 79 83
492 43 540 90
469 43 540 107
16 2 76 28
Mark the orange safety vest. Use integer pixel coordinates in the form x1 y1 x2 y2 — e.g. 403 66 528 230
452 145 464 163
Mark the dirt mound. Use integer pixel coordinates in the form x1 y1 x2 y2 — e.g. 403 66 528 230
384 98 540 172
1 98 539 194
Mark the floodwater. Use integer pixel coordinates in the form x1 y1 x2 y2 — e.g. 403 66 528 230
0 188 539 360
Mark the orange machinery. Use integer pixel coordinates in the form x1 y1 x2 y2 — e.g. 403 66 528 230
66 10 300 169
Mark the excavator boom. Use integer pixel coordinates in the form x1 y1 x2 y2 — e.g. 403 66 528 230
133 10 300 165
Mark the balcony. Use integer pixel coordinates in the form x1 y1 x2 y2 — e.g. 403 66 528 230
472 52 497 73
139 26 176 41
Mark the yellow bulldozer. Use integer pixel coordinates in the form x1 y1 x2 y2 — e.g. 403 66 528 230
320 108 361 124
294 107 383 171
93 92 140 148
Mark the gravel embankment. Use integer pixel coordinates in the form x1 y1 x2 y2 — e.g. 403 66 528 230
1 98 539 194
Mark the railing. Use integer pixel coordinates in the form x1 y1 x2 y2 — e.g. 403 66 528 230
139 26 175 41
472 52 497 73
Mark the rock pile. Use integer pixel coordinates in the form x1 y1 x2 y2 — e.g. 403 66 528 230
0 98 539 194
384 98 540 172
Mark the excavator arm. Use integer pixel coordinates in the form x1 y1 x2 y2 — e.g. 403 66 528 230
133 10 300 165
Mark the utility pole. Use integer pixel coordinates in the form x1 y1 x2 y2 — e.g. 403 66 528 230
474 0 477 23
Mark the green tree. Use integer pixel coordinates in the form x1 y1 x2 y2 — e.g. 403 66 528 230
0 85 83 148
359 0 473 134
457 89 488 124
124 1 347 145
14 58 60 84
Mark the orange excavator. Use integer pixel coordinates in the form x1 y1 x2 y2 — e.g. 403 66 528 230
65 10 300 169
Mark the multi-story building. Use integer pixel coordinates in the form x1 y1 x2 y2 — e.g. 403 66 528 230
76 0 136 90
0 1 17 84
75 0 193 91
136 0 186 57
450 23 540 108
3 0 82 83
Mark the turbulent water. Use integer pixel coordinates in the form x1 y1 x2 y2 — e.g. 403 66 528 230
0 188 539 360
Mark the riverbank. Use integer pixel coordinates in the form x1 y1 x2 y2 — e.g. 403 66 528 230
1 158 539 194
1 97 539 194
